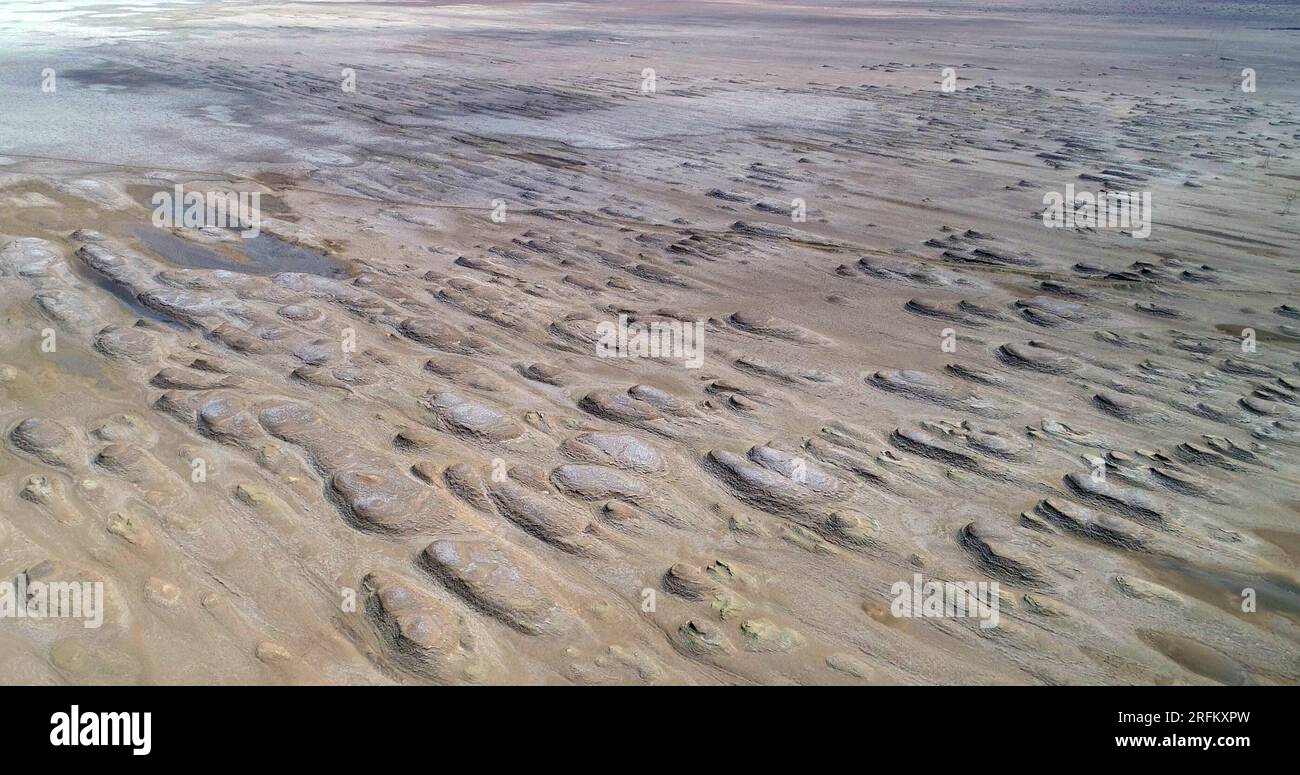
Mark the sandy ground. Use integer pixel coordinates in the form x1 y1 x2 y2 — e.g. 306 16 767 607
0 0 1297 684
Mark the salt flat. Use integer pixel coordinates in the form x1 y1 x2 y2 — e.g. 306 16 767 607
0 0 1297 684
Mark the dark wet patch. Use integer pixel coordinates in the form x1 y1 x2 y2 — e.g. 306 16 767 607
60 67 198 90
239 233 349 277
1136 554 1300 623
133 227 251 272
1139 630 1249 685
504 151 587 170
67 258 182 328
1256 528 1300 567
1214 322 1299 343
131 226 347 277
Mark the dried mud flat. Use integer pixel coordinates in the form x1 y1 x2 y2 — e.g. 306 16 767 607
0 0 1298 685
